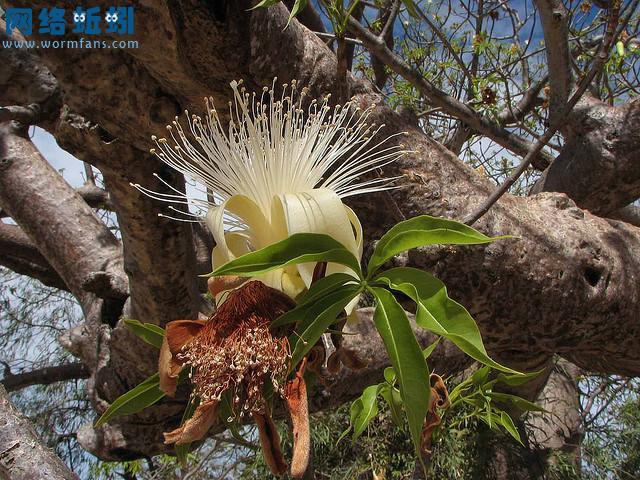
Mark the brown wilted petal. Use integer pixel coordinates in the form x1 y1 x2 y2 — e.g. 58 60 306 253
420 374 451 456
430 373 450 409
158 336 183 397
284 361 310 479
163 400 219 445
165 319 206 356
253 411 287 476
326 350 342 374
207 275 247 298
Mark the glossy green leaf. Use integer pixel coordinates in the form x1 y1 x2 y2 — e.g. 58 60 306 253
368 215 507 276
384 366 396 385
289 285 362 371
377 267 521 374
210 233 362 279
219 389 244 441
472 366 492 386
370 287 431 457
499 411 522 444
352 384 381 439
175 396 200 465
488 392 545 412
124 319 164 349
495 369 544 386
95 373 165 427
295 272 359 306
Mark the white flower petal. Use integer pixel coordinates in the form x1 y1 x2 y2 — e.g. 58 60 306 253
273 188 360 287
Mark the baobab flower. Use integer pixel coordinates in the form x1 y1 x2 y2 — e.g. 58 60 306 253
133 79 404 299
135 80 404 477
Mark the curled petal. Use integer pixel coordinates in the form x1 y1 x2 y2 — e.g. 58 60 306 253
284 362 311 479
253 411 287 476
338 347 368 370
158 336 183 397
421 374 451 455
430 373 451 409
165 319 206 356
163 400 219 445
272 189 361 287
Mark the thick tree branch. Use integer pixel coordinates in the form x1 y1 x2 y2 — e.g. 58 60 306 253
0 184 113 219
1 363 89 392
0 384 79 480
0 222 68 291
531 96 640 215
0 123 128 304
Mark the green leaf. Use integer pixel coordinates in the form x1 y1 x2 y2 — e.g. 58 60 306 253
352 384 381 439
339 398 362 443
295 272 359 305
95 373 165 427
380 383 404 428
250 0 281 10
499 411 522 444
423 338 440 359
472 366 491 386
210 233 362 279
175 396 200 465
377 267 521 374
384 366 396 385
617 40 625 57
495 369 544 386
289 285 361 371
124 319 164 349
219 389 244 441
287 0 308 25
488 392 545 412
370 287 431 457
367 215 507 276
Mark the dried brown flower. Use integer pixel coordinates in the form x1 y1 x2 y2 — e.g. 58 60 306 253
158 279 311 477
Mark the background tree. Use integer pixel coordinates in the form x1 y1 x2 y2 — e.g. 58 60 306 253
0 0 639 478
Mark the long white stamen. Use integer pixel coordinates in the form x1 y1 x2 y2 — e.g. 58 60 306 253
139 81 406 225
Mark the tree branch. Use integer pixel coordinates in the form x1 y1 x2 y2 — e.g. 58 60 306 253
533 0 573 125
0 123 128 304
0 384 79 480
0 222 67 291
1 363 89 392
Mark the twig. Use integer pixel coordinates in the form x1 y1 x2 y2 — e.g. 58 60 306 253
346 15 555 166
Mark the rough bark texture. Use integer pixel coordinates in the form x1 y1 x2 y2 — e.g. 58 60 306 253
0 385 79 480
0 0 638 467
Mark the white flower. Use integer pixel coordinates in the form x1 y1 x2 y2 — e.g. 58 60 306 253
133 79 404 298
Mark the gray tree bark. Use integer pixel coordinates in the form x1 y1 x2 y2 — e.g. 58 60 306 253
0 385 79 480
